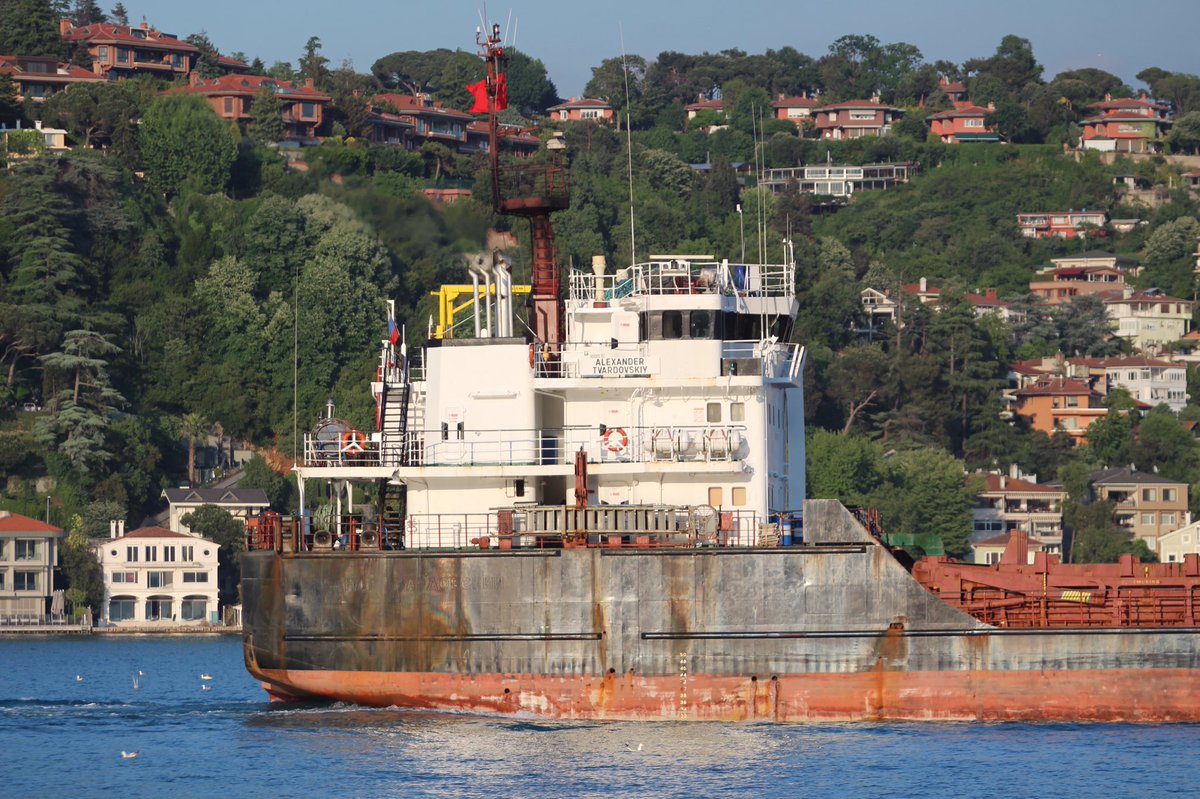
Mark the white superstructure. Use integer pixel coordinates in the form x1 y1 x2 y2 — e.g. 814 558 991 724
297 253 805 549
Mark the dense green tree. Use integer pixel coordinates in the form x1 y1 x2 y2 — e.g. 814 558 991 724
36 329 124 471
139 93 237 196
825 345 889 432
180 504 244 607
297 36 330 88
963 35 1043 94
60 528 104 620
248 86 285 146
239 454 288 510
71 0 103 24
504 48 559 116
0 0 64 58
110 2 127 25
871 446 975 558
806 429 884 505
185 32 223 79
41 81 141 162
0 73 22 128
174 412 209 486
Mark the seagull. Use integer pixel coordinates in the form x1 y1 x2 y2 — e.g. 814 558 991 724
75 675 83 682
199 674 213 681
200 685 212 691
120 751 138 759
138 670 146 676
624 742 643 751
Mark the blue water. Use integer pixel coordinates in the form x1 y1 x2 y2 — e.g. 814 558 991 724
0 636 1197 798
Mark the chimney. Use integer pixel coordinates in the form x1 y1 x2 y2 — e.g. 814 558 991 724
189 71 201 87
109 519 125 538
1104 92 1112 102
59 18 72 35
1000 475 1007 489
987 101 995 110
305 78 314 89
140 18 149 29
919 277 927 292
985 287 997 301
1009 463 1019 479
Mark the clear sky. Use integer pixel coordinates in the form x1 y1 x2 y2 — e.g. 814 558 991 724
120 0 1198 98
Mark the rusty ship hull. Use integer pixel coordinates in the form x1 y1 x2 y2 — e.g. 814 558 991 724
241 502 1200 722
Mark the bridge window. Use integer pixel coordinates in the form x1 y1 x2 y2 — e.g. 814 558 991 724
662 311 683 339
689 310 713 339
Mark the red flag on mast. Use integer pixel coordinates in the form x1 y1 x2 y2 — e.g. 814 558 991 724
466 79 489 113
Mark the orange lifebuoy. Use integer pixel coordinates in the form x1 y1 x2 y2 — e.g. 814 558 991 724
340 430 367 455
529 343 536 368
603 427 629 454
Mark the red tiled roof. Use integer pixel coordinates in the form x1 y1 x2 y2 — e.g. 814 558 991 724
117 526 198 540
0 55 98 80
1069 356 1178 369
963 290 1010 307
685 98 724 111
928 104 992 119
901 282 940 295
817 100 901 111
62 22 198 52
546 97 612 111
376 92 473 119
773 96 819 108
178 74 330 102
975 531 1046 547
1014 377 1093 397
976 473 1062 494
940 80 967 93
0 512 64 534
1086 97 1168 112
1103 290 1192 305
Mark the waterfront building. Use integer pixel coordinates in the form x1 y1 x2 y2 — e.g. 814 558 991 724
0 512 65 623
93 524 220 626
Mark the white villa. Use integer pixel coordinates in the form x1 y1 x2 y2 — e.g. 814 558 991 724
93 524 219 626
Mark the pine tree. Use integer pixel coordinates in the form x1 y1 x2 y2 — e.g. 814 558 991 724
248 86 285 146
71 0 104 24
109 1 127 25
0 0 65 58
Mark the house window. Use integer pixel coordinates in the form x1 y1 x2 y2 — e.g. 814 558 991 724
301 102 316 118
98 46 108 59
731 402 745 422
1141 513 1155 525
112 571 137 584
1066 396 1079 407
172 53 183 67
126 546 138 563
1163 513 1176 526
732 487 747 506
849 111 875 121
14 571 38 591
144 546 157 562
181 597 208 622
963 118 984 128
147 571 173 589
145 597 172 621
1164 489 1177 502
0 573 4 589
986 552 1001 565
0 540 4 559
163 546 176 563
707 402 722 423
223 97 234 115
580 109 602 119
109 597 136 621
1143 489 1157 502
182 545 194 561
183 572 209 583
708 487 723 507
15 540 38 561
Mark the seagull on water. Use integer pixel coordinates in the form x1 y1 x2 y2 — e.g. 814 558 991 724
199 674 213 681
138 670 145 676
120 751 138 759
201 684 212 691
75 675 83 682
624 742 643 751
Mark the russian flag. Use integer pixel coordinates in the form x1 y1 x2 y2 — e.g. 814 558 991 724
387 300 400 346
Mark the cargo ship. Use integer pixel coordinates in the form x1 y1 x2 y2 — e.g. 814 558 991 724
239 27 1200 721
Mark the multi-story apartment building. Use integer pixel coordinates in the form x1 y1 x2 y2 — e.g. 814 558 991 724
1011 355 1188 412
60 19 198 80
1028 264 1125 305
813 99 903 139
927 104 1001 143
1089 467 1190 553
1011 376 1107 444
1081 95 1172 154
93 524 220 626
177 73 330 142
1103 288 1193 353
970 469 1067 555
545 97 615 125
759 162 917 199
0 55 103 102
376 92 476 146
0 511 66 623
1016 211 1108 239
771 94 819 127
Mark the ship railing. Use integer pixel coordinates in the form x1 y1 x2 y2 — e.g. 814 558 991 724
568 260 794 304
302 424 749 468
405 508 764 550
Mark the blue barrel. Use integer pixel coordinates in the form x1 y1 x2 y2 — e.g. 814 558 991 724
780 519 793 546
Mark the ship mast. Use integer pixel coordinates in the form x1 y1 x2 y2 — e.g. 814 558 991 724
476 24 570 353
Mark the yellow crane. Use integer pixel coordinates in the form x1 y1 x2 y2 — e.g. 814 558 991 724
429 284 531 339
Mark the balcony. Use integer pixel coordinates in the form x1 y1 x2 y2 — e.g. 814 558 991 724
569 260 795 304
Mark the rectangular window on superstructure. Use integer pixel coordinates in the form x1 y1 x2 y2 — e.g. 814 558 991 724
662 311 683 340
731 487 747 506
707 402 722 423
708 487 723 507
730 402 745 422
